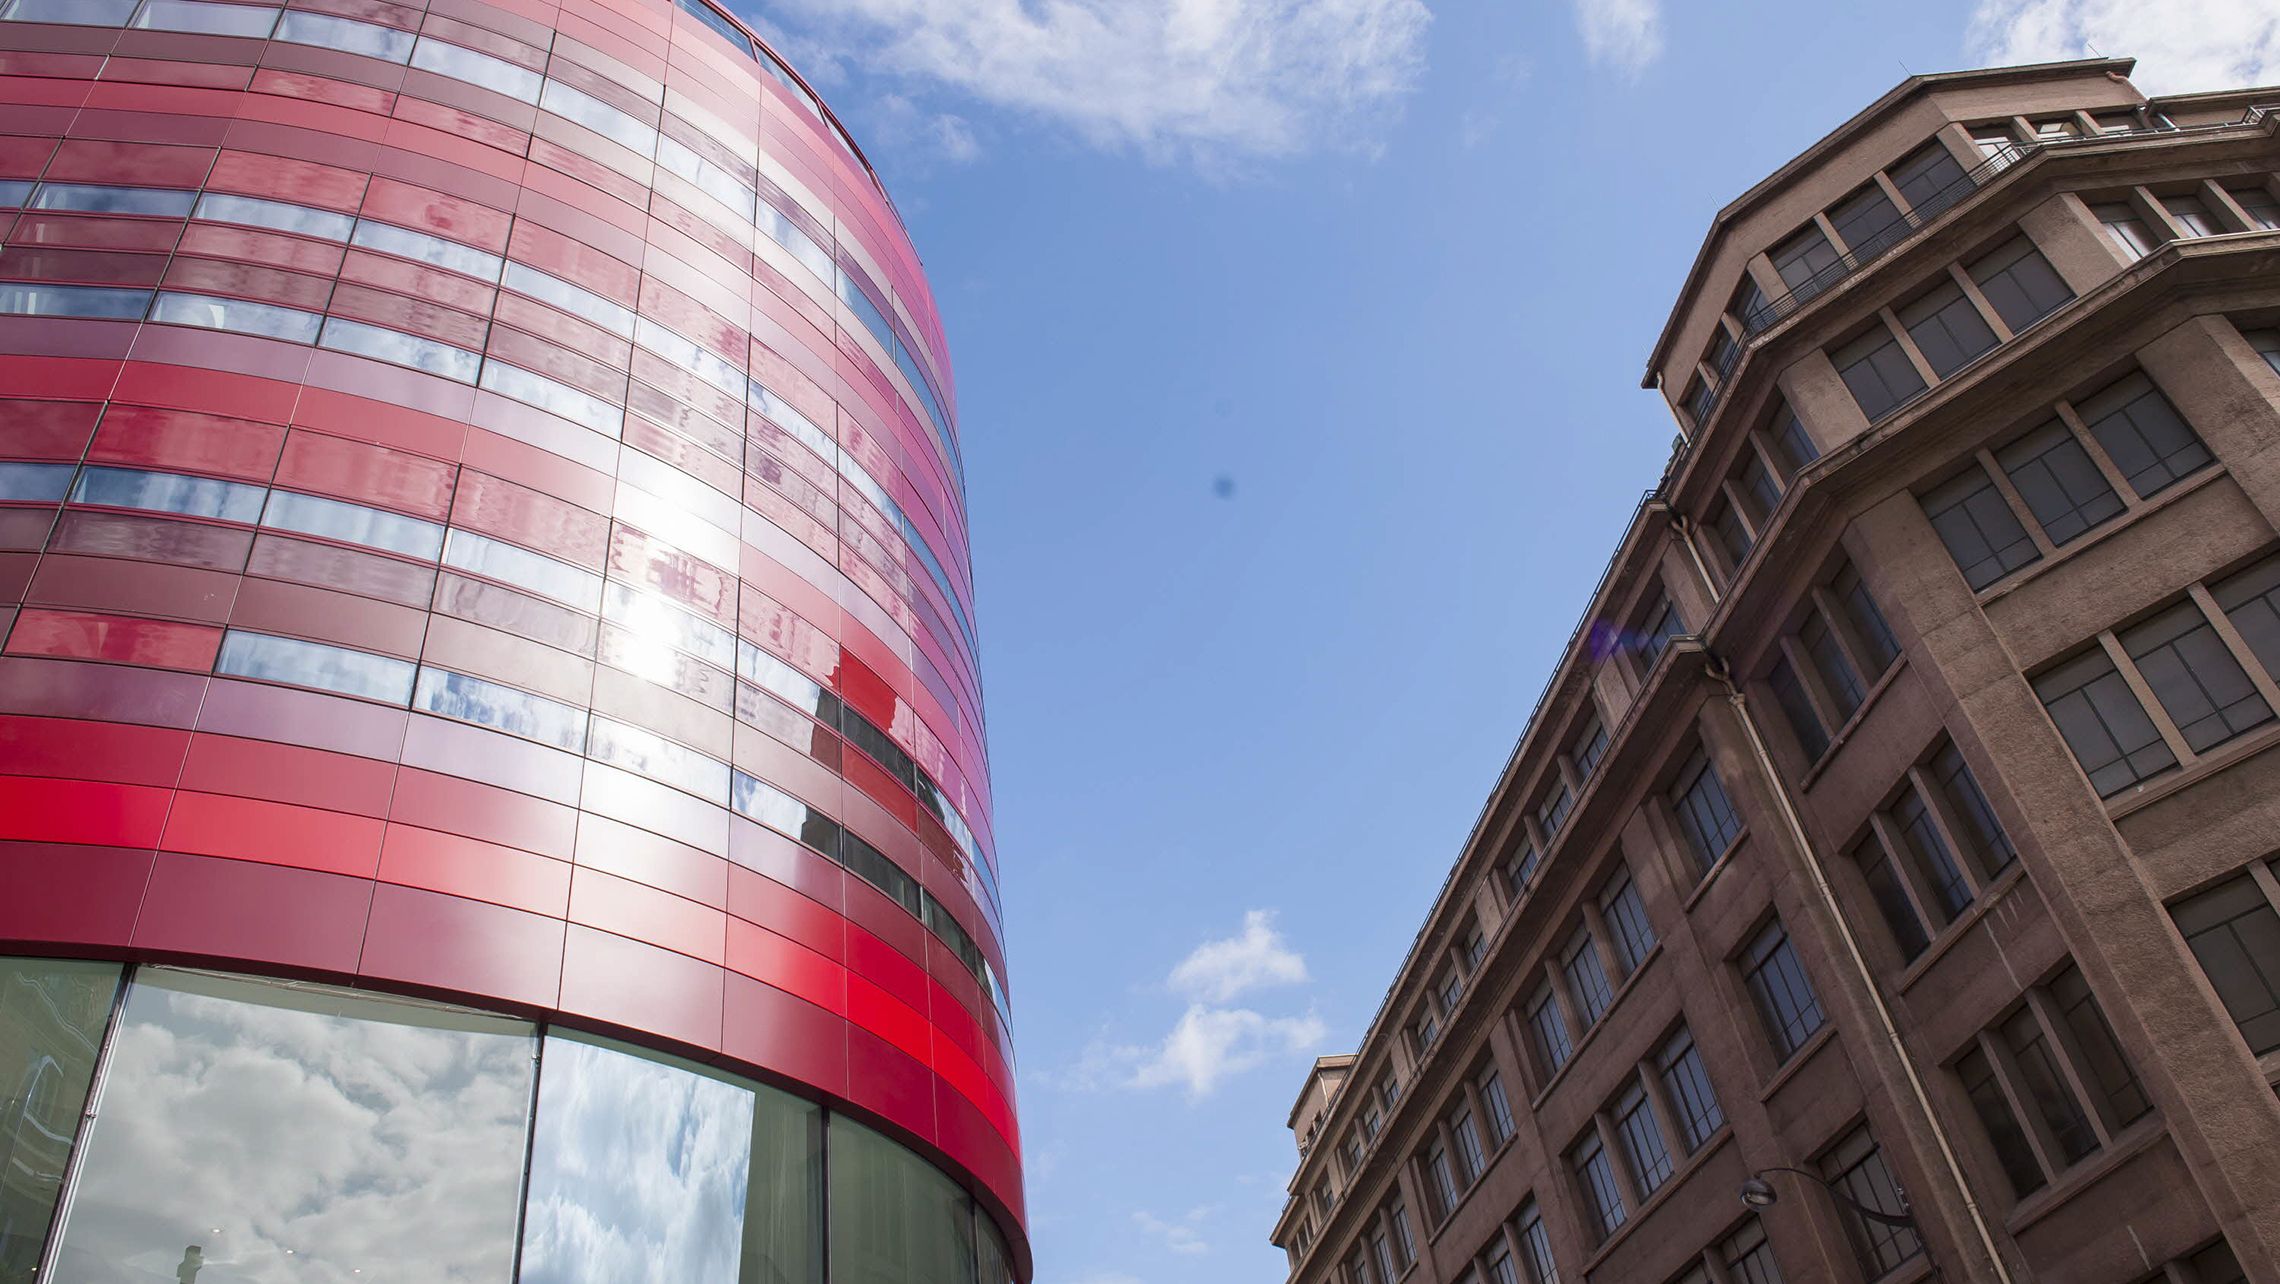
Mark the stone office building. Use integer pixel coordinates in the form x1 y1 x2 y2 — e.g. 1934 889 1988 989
1270 58 2280 1284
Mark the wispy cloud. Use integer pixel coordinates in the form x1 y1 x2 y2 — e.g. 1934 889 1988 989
757 0 1433 163
1964 0 2280 94
1127 1005 1328 1097
1167 909 1308 1002
1132 1208 1213 1255
1574 0 1663 77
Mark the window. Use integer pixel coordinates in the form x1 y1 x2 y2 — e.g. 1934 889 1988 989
2162 194 2222 237
1888 140 1967 216
1721 1219 1784 1284
1967 236 2074 332
1995 420 2122 545
1832 561 1901 672
1362 1105 1383 1138
1422 1137 1459 1223
1478 1066 1516 1146
1711 499 1754 570
2214 552 2280 678
71 466 265 523
2171 873 2280 1054
1571 715 1609 779
1524 981 1574 1079
1898 279 1997 377
2072 372 2212 498
1380 1070 1402 1109
1742 919 1824 1059
1829 183 1903 259
1770 660 1830 761
1800 608 1866 719
1931 742 2017 874
2119 601 2272 752
1820 1126 1922 1278
1671 747 1743 872
1437 966 1465 1014
1953 963 2150 1200
1569 1132 1626 1241
1386 1204 1416 1271
1562 927 1614 1026
1770 225 1842 297
1506 842 1542 900
1923 465 2040 588
2094 202 2161 258
2250 328 2280 379
1637 593 1686 668
1609 1078 1673 1195
2033 645 2178 796
1537 781 1573 836
1971 124 2018 160
2032 117 2078 139
1599 869 1655 975
150 291 322 343
1650 1026 1724 1155
2226 183 2280 231
1370 1223 1398 1284
1411 1007 1440 1055
1767 402 1818 475
1729 275 1769 333
1856 743 2017 959
217 631 417 704
1460 924 1489 972
1890 780 1972 919
1706 325 1742 380
1448 1103 1486 1186
1833 327 1928 421
1683 377 1716 426
1513 1201 1558 1284
1349 1247 1378 1284
28 182 195 216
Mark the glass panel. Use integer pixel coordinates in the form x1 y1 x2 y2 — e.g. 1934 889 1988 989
216 631 417 703
0 959 121 1284
502 264 633 338
2093 203 2160 258
479 363 624 437
1822 1128 1922 1277
2120 601 2272 752
539 81 658 158
2046 965 2151 1127
1891 785 1972 920
0 462 75 503
1561 929 1612 1026
1958 1046 2045 1198
1655 1027 1724 1150
2072 372 2211 499
318 319 480 383
1999 1006 2097 1164
1770 226 1841 295
273 10 412 62
519 1033 823 1284
586 717 729 800
149 293 322 344
1828 184 1902 258
442 529 603 610
1743 920 1824 1058
673 0 753 53
1770 658 1830 761
1514 1204 1556 1284
1569 1135 1625 1240
1966 237 2073 333
49 971 533 1284
1923 466 2039 589
2228 185 2280 231
1995 421 2122 545
2162 195 2221 237
130 1 278 36
1801 610 1865 718
1834 330 1927 420
1722 1219 1784 1284
1611 1079 1671 1194
1931 743 2016 874
1833 562 1900 673
2033 647 2177 796
1854 832 1931 961
1888 141 1967 215
1525 983 1571 1076
72 467 266 523
0 285 152 320
29 186 193 217
2172 877 2280 1055
830 1117 974 1284
410 38 541 103
2213 553 2280 680
261 491 443 560
350 221 502 283
1673 749 1742 870
1599 872 1655 974
414 668 587 751
4 0 138 21
1898 280 1998 377
192 194 353 242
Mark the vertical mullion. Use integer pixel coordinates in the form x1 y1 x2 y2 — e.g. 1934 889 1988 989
1977 444 2061 558
2051 399 2138 508
1595 1109 1645 1213
1905 761 1985 892
1808 582 1881 688
1980 1028 2066 1182
1866 810 1946 933
1637 1049 1691 1160
1947 260 2014 342
2188 581 2280 710
1879 306 1943 387
1779 632 1849 735
2099 629 2197 765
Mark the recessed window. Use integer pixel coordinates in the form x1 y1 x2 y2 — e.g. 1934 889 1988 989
1671 746 1743 873
1898 279 1998 377
2226 183 2280 231
1513 1201 1558 1284
1771 225 1842 298
1599 868 1656 975
2071 372 2212 498
1995 420 2122 546
1561 925 1614 1026
1966 236 2074 332
1569 1131 1627 1242
1609 1077 1673 1195
1636 591 1686 669
1833 326 1927 421
1741 919 1824 1060
1922 464 2041 588
1536 781 1573 836
2119 601 2273 752
1829 182 1903 260
2171 872 2280 1055
1655 1026 1725 1150
1888 140 1968 217
1523 980 1573 1079
1821 1126 1923 1278
2162 194 2222 237
1571 714 1609 779
1955 963 2150 1200
2093 202 2161 259
2032 645 2178 796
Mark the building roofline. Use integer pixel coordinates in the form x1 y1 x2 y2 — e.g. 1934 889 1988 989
1285 1054 1358 1129
1639 57 2138 386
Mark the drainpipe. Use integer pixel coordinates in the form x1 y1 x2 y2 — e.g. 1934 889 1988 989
1660 507 2016 1283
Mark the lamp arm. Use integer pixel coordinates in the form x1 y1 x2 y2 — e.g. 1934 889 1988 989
1753 1166 1918 1229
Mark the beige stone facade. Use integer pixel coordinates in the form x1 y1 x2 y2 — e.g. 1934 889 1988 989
1269 59 2280 1284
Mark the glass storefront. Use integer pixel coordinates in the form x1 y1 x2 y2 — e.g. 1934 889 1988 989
0 962 1014 1284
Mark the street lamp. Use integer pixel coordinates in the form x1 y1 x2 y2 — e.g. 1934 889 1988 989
1738 1166 1918 1228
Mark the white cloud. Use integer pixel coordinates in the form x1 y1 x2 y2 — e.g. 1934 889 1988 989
1964 0 2280 94
1132 1209 1211 1255
1127 1004 1327 1098
868 93 986 165
761 0 1432 162
1574 0 1663 77
1167 909 1309 1002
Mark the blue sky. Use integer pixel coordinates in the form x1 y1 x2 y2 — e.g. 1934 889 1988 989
735 1 2277 1280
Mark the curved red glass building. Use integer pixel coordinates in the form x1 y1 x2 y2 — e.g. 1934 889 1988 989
0 1 1021 1281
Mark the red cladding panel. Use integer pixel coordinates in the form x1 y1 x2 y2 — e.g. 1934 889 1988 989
0 0 1018 1248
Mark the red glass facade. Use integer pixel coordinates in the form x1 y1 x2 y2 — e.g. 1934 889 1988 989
0 0 1019 1261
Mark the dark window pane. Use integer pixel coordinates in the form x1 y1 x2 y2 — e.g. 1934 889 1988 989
2121 601 2272 752
1537 782 1573 836
2163 195 2221 237
1833 561 1902 673
1570 1134 1626 1240
1959 1046 2047 1198
1802 609 1866 719
1835 329 1929 421
2047 964 2152 1127
1890 141 1968 216
2073 372 2212 498
1600 870 1656 975
1683 377 1716 425
1729 276 1768 330
1770 658 1831 761
1854 832 1932 961
1563 927 1614 1026
1526 982 1574 1077
1743 920 1825 1058
2188 1240 2248 1284
1967 236 2074 332
1923 466 2040 588
1571 716 1609 779
1892 784 1973 919
51 971 534 1284
2250 328 2280 379
1996 421 2123 545
2172 877 2280 1055
2032 647 2178 796
832 1117 975 1284
1612 1079 1673 1194
1506 842 1542 899
2094 203 2161 258
2213 553 2280 681
1712 500 1754 569
1898 280 1998 377
674 0 754 53
0 959 120 1284
1830 184 1903 259
1768 403 1819 475
1772 226 1842 297
2229 185 2280 230
1656 1027 1725 1150
2000 1006 2098 1164
1736 453 1782 523
1514 1203 1558 1284
1932 742 2017 874
1638 594 1686 668
1722 1219 1784 1284
1673 747 1744 870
